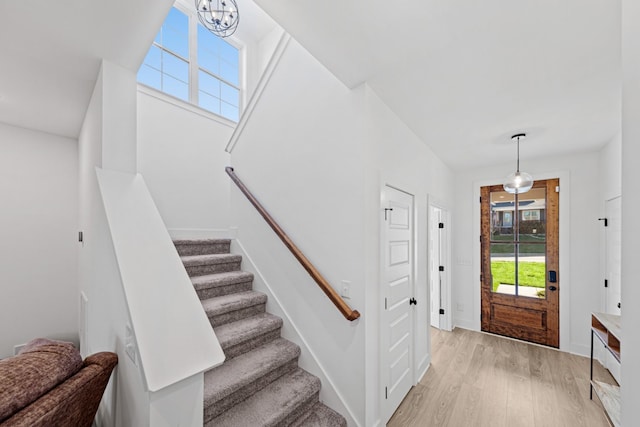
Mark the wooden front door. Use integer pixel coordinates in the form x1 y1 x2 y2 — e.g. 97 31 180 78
481 178 559 347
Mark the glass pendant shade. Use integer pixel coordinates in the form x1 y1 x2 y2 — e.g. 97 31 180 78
503 171 534 194
503 133 533 194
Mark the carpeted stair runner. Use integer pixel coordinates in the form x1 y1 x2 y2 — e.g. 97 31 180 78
174 239 347 427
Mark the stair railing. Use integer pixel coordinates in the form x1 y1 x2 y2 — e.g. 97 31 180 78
226 167 361 321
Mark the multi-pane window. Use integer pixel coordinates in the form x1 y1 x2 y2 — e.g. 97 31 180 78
138 6 241 122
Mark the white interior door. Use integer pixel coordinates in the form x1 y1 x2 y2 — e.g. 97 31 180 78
429 206 442 328
381 185 414 424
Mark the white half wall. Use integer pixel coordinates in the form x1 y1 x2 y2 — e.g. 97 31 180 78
452 150 601 356
0 122 78 358
137 87 232 233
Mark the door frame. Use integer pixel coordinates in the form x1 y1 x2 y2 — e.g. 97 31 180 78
379 183 417 425
471 171 571 351
428 195 452 331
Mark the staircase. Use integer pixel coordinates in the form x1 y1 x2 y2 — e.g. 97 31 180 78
174 238 347 427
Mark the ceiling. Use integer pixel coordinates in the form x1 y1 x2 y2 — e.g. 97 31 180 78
0 1 621 171
255 0 622 170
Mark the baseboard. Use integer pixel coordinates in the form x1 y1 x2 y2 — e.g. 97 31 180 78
416 354 431 384
167 228 230 240
231 239 361 427
453 318 478 331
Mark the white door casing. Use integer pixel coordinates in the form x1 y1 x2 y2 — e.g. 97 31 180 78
380 185 414 424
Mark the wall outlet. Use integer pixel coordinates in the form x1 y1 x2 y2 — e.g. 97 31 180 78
341 280 351 299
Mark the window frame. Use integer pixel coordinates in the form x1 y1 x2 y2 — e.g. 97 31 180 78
138 1 245 124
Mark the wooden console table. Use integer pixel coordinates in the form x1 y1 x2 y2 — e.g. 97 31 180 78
590 312 621 427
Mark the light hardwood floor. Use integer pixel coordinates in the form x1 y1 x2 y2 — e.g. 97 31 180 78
388 328 616 427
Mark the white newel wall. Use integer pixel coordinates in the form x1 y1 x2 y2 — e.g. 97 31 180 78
451 150 602 356
79 62 150 427
0 123 78 358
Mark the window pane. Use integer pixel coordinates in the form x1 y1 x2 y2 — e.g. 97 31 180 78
163 52 189 83
221 102 239 122
142 45 162 71
490 244 515 294
161 8 189 58
490 191 515 240
220 81 239 106
137 64 161 90
199 91 221 115
199 70 221 97
518 244 546 299
197 24 239 86
164 74 189 101
220 59 239 86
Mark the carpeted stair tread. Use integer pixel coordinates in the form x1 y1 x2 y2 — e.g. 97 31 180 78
290 402 348 427
214 313 283 353
202 291 267 317
204 338 301 421
191 271 254 289
191 271 254 299
181 253 242 266
207 368 321 427
203 291 268 326
173 238 231 256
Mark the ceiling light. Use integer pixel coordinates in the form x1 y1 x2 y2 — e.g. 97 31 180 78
196 0 239 38
503 133 534 194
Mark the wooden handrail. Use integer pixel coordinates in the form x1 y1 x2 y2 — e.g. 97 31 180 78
226 167 361 321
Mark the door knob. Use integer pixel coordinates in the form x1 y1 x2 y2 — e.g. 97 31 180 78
549 285 557 291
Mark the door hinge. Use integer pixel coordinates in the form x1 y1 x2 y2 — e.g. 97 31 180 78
409 297 417 306
598 217 608 227
556 186 560 193
604 279 608 288
384 208 393 221
479 196 482 203
439 308 445 315
384 298 387 310
439 266 444 272
78 231 84 243
385 386 388 399
439 222 444 229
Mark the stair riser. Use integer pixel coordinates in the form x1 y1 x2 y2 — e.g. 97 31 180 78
204 359 299 422
196 281 253 300
175 242 231 256
186 261 241 277
209 304 266 328
222 329 282 359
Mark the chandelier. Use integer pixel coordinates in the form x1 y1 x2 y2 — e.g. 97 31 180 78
503 133 534 194
196 0 239 38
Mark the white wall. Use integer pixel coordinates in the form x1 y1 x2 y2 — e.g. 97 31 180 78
137 89 233 235
229 38 367 426
621 0 640 423
362 86 455 425
78 62 150 427
0 122 78 358
452 150 601 356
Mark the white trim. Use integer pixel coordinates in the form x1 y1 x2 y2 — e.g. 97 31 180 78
231 238 361 427
416 354 431 383
225 32 291 153
472 171 571 351
167 228 231 240
428 195 452 332
137 84 236 128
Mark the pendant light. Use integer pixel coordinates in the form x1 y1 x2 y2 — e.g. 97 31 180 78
196 0 239 38
503 133 534 194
